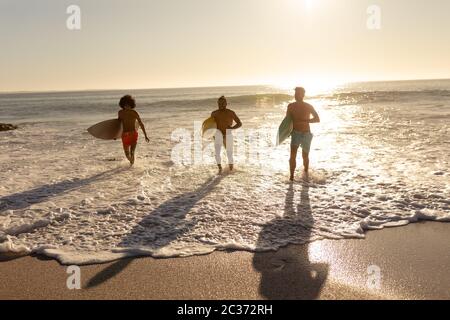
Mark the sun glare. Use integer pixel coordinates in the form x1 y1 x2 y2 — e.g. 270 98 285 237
272 77 342 96
289 0 318 12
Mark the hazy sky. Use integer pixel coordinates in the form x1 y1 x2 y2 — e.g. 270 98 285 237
1 0 449 92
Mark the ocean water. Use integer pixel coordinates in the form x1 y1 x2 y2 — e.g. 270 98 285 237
0 80 449 264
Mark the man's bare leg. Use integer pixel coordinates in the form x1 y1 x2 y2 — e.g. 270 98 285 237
302 151 309 173
123 145 131 163
289 145 299 181
130 143 137 166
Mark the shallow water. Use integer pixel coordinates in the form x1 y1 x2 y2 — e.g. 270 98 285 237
0 81 449 264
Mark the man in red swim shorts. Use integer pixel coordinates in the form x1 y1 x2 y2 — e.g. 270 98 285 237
122 130 139 148
118 95 150 165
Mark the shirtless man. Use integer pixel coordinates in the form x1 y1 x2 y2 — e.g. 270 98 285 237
118 95 150 166
211 96 242 173
287 87 320 181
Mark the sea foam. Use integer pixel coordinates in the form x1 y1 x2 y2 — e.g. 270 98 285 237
1 84 449 264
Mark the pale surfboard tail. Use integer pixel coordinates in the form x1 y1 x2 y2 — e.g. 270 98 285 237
87 119 123 140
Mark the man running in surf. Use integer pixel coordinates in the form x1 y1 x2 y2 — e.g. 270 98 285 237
287 87 320 181
118 95 150 166
211 96 242 173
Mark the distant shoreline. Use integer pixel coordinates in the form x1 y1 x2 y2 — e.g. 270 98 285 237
1 77 449 96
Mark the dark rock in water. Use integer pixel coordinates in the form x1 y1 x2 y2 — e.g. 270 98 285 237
0 123 18 131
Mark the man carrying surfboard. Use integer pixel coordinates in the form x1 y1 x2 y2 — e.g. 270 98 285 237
211 96 242 173
118 95 150 165
287 87 320 181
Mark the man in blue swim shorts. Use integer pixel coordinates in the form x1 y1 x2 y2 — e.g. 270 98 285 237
287 87 320 181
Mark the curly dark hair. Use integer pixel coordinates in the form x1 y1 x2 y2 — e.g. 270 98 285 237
119 95 136 109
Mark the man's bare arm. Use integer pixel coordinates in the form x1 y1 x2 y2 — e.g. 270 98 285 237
286 104 293 118
307 106 320 123
230 112 242 130
135 111 150 142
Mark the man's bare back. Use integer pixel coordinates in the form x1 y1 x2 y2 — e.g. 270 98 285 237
118 109 140 133
211 109 241 136
287 102 319 133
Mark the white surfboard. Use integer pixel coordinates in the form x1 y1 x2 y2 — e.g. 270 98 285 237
87 119 123 140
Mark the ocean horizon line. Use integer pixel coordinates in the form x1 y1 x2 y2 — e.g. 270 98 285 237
0 77 449 96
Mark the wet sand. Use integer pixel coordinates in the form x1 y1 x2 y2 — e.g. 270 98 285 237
1 222 449 300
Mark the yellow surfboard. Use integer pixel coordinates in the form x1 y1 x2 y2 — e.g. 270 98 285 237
202 117 217 139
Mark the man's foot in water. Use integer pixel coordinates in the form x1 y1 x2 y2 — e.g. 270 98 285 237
229 164 234 171
302 170 309 181
217 164 223 174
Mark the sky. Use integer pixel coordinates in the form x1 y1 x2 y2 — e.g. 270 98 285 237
1 0 450 92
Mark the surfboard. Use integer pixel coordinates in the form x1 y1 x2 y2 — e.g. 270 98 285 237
276 115 293 146
87 119 123 140
202 117 217 139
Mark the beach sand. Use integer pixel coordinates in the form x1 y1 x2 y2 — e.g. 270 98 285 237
1 221 449 300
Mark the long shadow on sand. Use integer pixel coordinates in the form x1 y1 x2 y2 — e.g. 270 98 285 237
0 252 29 262
252 183 329 300
0 167 125 213
86 175 224 288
